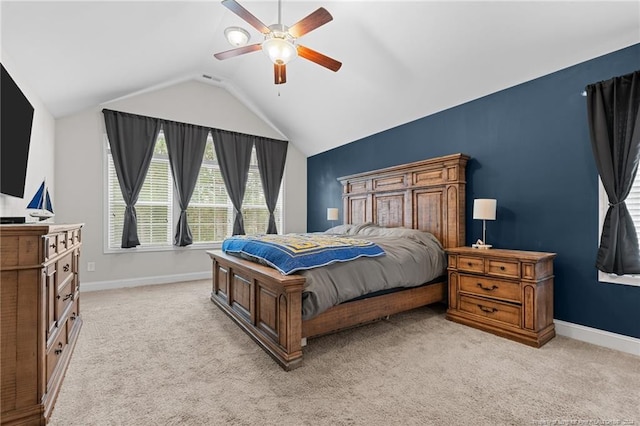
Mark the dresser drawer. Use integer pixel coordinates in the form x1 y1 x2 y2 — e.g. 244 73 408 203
66 228 81 249
45 234 59 259
459 274 521 303
487 258 520 279
459 295 521 327
56 276 75 320
46 324 68 386
457 255 485 273
57 251 74 285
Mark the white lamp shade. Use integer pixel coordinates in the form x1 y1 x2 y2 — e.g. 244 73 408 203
262 37 297 65
473 199 497 220
224 27 250 47
327 208 339 221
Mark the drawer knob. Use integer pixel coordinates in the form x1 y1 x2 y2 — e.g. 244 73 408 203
54 342 63 355
467 262 473 267
71 312 77 320
477 304 498 314
477 283 498 291
50 243 56 249
500 266 506 271
63 264 70 272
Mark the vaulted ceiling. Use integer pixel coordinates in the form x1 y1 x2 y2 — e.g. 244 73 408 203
2 1 639 156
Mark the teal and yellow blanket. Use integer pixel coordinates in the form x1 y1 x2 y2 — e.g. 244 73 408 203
222 233 385 275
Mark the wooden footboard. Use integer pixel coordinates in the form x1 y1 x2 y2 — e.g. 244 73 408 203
209 250 305 370
208 250 447 370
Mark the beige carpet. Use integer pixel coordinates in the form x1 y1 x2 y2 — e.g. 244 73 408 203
49 280 639 426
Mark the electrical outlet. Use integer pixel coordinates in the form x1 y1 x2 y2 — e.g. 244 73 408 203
87 262 95 272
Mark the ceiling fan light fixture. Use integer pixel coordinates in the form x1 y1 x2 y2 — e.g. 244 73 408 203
262 36 297 65
224 26 250 47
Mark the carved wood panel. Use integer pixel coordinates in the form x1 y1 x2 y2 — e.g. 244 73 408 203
374 193 405 228
215 264 228 300
414 189 444 243
347 195 369 225
257 285 278 341
231 273 252 321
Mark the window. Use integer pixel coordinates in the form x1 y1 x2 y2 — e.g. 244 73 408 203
598 172 640 286
106 132 283 251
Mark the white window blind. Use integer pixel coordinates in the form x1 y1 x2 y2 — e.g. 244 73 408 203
598 171 640 286
106 131 283 250
627 172 640 237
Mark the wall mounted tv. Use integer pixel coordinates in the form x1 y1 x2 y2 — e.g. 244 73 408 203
1 63 34 198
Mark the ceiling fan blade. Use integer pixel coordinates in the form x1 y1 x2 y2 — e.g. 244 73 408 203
214 43 262 60
288 7 333 38
274 64 287 85
221 0 270 34
297 45 342 72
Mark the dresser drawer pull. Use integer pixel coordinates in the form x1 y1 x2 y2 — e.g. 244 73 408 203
476 283 498 291
57 293 74 302
71 312 77 321
54 342 63 355
50 243 57 249
467 262 473 267
63 264 70 272
500 266 506 271
477 304 498 314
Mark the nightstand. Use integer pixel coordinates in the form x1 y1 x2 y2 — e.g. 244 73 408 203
446 247 556 347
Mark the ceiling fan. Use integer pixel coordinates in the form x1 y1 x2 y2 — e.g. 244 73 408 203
214 0 342 85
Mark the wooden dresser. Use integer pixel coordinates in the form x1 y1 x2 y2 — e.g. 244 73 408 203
1 223 83 425
446 246 555 347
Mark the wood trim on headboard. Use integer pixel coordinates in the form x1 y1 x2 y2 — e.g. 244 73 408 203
338 153 469 249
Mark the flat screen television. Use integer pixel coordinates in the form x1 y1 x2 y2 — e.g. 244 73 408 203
1 63 34 198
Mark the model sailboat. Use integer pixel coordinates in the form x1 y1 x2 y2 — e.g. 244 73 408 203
27 180 54 220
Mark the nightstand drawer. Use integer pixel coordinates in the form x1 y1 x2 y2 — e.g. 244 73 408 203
486 258 519 279
459 274 521 303
457 255 484 273
459 295 521 327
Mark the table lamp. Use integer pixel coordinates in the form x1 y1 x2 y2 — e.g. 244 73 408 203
327 208 339 229
472 199 497 249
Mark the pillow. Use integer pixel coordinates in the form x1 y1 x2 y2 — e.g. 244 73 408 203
356 225 443 249
324 224 359 235
324 222 377 235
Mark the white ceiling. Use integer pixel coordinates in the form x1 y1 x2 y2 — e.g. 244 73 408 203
2 1 639 157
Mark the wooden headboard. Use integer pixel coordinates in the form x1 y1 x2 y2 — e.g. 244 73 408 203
338 153 469 249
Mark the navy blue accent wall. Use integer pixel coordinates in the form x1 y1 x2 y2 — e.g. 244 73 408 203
307 44 640 339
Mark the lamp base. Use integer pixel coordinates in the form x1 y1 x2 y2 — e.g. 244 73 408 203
472 239 492 249
472 243 492 249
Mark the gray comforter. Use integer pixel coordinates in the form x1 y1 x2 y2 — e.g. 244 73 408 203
300 224 446 319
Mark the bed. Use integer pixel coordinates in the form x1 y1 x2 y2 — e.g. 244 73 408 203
207 153 469 370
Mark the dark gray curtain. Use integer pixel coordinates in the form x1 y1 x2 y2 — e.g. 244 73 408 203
103 109 161 248
211 129 254 235
163 121 209 246
586 70 640 275
255 137 288 234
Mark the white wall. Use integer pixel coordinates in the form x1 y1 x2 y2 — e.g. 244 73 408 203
0 53 56 218
55 80 306 286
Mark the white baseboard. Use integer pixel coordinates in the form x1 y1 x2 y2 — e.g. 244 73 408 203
554 319 639 356
81 271 212 292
